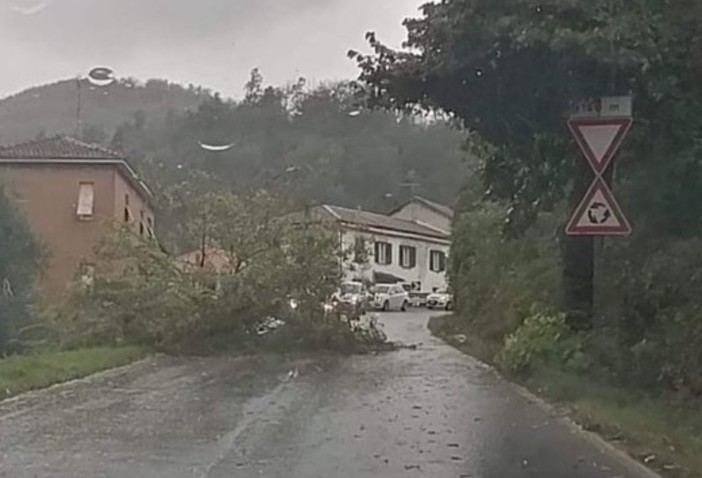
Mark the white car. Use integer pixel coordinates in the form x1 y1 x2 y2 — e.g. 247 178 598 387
371 284 409 311
426 289 453 310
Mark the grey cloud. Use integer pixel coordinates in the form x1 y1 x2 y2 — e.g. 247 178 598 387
0 0 424 97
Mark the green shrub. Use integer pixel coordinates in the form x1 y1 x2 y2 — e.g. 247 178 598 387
448 201 562 346
595 238 702 394
50 190 387 355
0 185 44 354
497 312 589 375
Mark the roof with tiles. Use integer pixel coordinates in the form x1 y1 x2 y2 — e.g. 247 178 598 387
389 195 455 219
319 205 449 240
0 136 123 160
413 196 454 218
0 136 153 202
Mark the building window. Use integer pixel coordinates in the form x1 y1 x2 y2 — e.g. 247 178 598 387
123 194 130 223
430 250 447 272
374 241 392 265
399 245 417 269
147 217 154 239
139 210 145 236
76 183 95 218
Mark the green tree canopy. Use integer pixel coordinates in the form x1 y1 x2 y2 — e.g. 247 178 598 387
0 185 43 352
351 0 702 234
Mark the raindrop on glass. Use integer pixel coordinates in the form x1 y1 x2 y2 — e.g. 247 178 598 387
8 0 50 15
87 67 116 87
197 141 235 152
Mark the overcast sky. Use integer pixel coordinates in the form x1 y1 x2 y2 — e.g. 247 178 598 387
0 0 425 99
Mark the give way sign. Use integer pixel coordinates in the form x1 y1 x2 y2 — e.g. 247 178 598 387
566 112 632 236
568 117 632 175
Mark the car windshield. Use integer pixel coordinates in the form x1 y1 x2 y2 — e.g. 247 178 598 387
2 2 693 477
341 283 362 294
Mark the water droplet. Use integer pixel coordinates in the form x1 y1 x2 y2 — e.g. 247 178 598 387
87 67 116 87
8 0 50 15
198 141 235 152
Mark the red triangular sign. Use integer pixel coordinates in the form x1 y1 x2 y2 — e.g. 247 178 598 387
566 178 631 236
568 117 632 174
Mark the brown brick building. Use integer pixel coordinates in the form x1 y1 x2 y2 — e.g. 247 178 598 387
0 136 155 298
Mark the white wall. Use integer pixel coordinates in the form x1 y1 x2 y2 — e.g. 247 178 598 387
340 228 449 293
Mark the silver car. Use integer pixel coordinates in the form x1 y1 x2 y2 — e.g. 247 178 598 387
426 289 453 310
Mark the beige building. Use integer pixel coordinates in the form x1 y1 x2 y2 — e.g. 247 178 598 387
0 136 155 298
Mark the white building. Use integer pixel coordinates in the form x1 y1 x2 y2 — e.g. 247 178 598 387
310 200 453 293
389 195 454 235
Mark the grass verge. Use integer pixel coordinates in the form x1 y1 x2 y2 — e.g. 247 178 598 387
0 346 148 401
429 314 702 478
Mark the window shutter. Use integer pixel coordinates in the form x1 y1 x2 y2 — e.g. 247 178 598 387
76 183 94 216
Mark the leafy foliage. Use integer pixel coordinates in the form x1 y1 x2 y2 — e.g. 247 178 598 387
1 73 471 243
371 0 702 398
498 312 589 375
0 185 44 354
109 75 470 248
51 188 383 354
449 199 562 341
352 0 702 233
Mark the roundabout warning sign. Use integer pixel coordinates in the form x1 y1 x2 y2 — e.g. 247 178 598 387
566 177 631 235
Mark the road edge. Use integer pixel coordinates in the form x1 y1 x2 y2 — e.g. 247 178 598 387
427 316 663 478
0 355 159 407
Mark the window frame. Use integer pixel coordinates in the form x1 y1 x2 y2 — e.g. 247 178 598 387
374 241 392 265
399 245 417 269
429 249 447 273
76 182 95 219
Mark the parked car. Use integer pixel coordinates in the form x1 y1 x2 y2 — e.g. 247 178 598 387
426 289 453 310
371 284 409 311
408 291 429 307
332 281 368 315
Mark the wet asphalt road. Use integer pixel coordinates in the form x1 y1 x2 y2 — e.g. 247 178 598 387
0 310 656 478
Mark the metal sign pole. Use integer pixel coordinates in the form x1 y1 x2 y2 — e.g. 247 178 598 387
565 96 633 327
